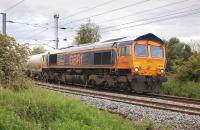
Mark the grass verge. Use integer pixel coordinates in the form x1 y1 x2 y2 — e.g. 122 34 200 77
161 76 200 99
0 85 144 130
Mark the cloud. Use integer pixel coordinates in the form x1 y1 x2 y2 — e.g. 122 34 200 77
0 0 199 50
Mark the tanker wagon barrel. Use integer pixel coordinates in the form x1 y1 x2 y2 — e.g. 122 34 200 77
25 54 44 79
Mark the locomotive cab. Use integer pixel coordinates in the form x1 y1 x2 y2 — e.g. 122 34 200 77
129 34 167 93
132 41 166 76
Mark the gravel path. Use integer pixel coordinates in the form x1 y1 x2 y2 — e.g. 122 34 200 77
62 92 200 130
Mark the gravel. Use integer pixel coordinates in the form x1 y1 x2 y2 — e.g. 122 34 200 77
62 92 200 130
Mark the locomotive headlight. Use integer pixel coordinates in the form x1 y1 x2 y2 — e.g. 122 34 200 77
160 69 165 73
135 67 139 72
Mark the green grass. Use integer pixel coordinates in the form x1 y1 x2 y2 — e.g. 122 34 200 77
0 108 42 130
143 119 155 130
161 76 200 99
0 86 144 130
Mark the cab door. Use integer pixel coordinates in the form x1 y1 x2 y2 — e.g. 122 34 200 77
117 46 133 68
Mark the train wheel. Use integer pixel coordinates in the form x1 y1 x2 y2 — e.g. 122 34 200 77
42 72 48 83
54 74 60 85
104 81 109 89
124 83 132 94
89 79 97 89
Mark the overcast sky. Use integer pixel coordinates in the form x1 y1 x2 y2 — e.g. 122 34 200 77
0 0 200 50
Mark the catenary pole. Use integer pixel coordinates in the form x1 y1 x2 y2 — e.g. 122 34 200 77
54 14 59 49
1 13 6 35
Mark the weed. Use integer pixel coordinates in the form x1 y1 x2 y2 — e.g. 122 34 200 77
161 76 200 99
143 119 155 130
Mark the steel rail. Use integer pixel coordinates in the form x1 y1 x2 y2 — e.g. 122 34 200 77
149 94 200 105
35 81 200 115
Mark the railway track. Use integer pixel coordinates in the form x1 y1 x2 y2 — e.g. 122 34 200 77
149 94 200 105
35 81 200 115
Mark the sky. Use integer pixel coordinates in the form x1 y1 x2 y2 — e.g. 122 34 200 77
0 0 200 50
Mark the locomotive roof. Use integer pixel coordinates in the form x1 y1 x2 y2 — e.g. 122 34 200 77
134 33 164 44
46 33 163 55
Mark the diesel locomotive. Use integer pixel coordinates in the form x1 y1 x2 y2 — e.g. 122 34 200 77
26 33 167 93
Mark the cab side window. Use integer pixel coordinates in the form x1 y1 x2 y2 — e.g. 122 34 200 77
120 46 130 56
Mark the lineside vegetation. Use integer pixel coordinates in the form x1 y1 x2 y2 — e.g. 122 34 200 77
161 77 200 99
0 86 144 130
161 38 200 99
0 34 29 90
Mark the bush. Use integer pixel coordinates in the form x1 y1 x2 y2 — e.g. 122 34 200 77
175 53 200 82
0 34 29 90
161 77 200 99
0 87 143 130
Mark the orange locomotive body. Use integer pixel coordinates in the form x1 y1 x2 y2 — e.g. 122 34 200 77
27 33 167 93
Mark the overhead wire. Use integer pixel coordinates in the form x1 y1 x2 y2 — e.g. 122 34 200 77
24 0 197 41
26 42 55 49
7 20 48 29
58 0 192 34
24 0 149 39
4 0 25 12
101 8 200 33
26 28 49 39
45 0 118 26
97 0 191 24
60 0 151 26
34 39 56 49
60 0 118 21
65 6 200 38
101 7 200 30
25 0 188 39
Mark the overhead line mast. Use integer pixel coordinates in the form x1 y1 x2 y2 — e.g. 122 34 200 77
1 13 6 35
1 0 25 35
54 14 59 49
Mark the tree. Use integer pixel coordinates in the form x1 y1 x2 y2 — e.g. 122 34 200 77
31 46 45 55
176 52 200 82
74 20 101 44
189 40 200 52
0 34 29 90
164 37 192 72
